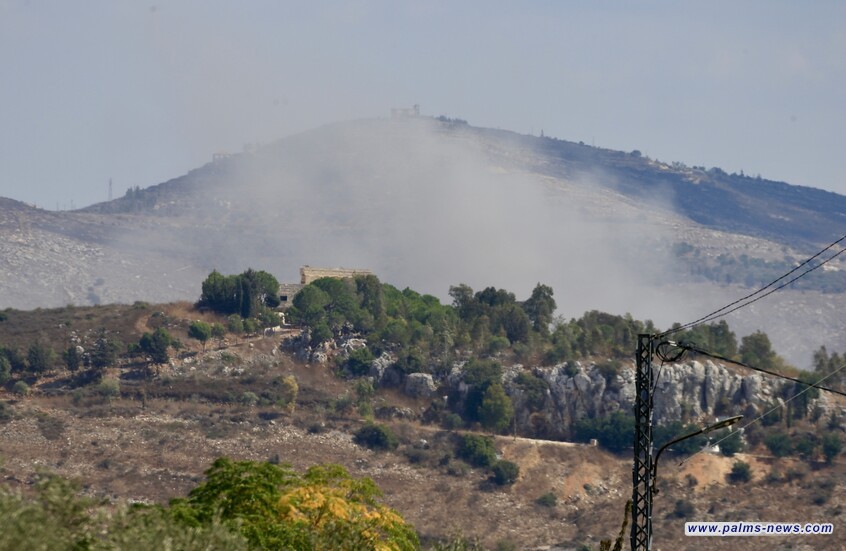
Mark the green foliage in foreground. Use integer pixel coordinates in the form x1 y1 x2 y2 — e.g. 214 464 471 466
0 458 419 551
0 474 247 551
171 458 418 550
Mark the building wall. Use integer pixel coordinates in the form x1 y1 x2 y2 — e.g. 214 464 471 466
277 283 305 308
300 266 373 285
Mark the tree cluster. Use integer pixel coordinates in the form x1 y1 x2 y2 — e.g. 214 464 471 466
0 458 419 551
199 269 280 319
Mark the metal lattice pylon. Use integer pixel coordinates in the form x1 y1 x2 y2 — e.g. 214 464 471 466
631 334 654 551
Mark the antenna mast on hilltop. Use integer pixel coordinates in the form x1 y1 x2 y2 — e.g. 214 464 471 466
108 178 113 201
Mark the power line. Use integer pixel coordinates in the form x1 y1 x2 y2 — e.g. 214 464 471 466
659 232 846 339
670 341 846 398
678 360 846 467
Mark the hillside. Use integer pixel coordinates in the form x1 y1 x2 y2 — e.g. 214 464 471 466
2 118 846 367
0 300 844 550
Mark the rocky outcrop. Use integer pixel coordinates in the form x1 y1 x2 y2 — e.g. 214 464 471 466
443 359 795 441
404 373 437 398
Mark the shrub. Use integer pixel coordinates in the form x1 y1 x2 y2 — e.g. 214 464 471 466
446 462 470 477
354 423 399 451
573 410 635 453
279 375 298 411
332 393 354 414
27 341 56 375
62 347 81 372
97 378 121 400
822 433 842 464
595 359 621 384
672 499 695 518
456 434 497 468
795 433 817 461
346 348 375 377
0 356 9 385
242 318 259 334
227 315 244 335
240 391 259 407
728 461 751 484
785 465 808 482
486 336 509 354
12 381 30 397
478 384 513 433
0 401 12 423
719 430 744 457
442 413 464 431
491 460 519 486
764 431 793 457
514 371 549 412
535 492 557 508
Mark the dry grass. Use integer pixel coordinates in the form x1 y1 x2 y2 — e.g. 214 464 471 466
1 303 845 550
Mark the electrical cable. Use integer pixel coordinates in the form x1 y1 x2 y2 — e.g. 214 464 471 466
677 361 846 467
651 341 687 394
658 232 846 339
675 342 846 398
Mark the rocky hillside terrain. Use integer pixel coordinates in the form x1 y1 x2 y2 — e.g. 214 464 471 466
1 301 845 549
2 118 846 368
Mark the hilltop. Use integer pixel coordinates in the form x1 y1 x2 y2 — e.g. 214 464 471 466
2 117 846 367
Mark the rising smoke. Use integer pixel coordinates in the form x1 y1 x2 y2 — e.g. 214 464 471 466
162 116 697 326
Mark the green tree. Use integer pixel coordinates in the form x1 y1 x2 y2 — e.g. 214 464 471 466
449 283 480 321
63 346 81 372
211 323 226 348
794 433 817 460
478 384 514 433
573 411 635 453
764 431 793 457
188 321 213 353
356 274 385 324
12 381 29 396
0 355 10 385
239 268 280 318
199 269 280 317
491 460 519 486
27 340 56 375
91 332 122 371
740 331 776 371
456 434 497 468
140 327 173 368
499 304 530 344
462 359 503 423
199 270 240 314
291 285 331 326
719 430 744 457
280 375 299 412
0 347 26 374
813 345 844 388
456 434 496 467
728 461 751 484
346 348 375 377
822 433 842 464
354 423 399 451
169 458 418 550
227 315 244 335
522 283 556 335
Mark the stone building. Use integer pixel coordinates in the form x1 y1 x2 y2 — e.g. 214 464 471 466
299 265 373 285
277 265 374 308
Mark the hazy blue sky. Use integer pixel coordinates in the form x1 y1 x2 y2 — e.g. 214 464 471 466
2 1 845 209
